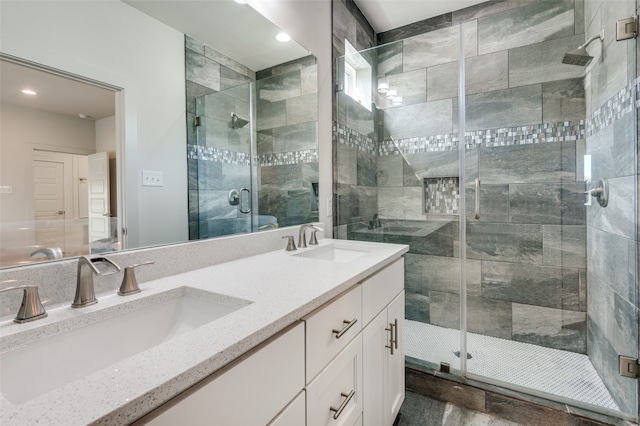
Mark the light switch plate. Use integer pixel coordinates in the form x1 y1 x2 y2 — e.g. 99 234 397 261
142 171 163 187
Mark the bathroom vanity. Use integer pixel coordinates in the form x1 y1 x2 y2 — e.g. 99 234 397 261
0 238 408 425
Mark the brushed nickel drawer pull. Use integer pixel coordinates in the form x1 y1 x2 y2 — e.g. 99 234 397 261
332 318 357 339
329 390 355 419
474 178 481 219
392 318 398 350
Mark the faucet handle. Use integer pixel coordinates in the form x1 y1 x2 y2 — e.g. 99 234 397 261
282 236 297 251
118 261 154 296
309 230 319 245
0 285 48 323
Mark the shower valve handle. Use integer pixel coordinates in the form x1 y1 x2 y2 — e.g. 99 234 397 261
584 178 609 207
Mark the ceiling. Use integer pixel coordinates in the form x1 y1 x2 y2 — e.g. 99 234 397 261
0 60 116 120
1 0 488 120
353 0 489 33
123 0 310 72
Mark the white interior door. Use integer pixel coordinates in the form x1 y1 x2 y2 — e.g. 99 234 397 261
88 152 111 242
33 160 66 252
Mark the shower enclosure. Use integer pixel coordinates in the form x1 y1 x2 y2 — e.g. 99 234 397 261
335 0 638 420
191 82 260 239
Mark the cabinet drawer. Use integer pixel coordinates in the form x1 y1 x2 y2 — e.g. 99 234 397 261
306 334 363 426
305 285 362 382
143 322 305 426
362 258 404 326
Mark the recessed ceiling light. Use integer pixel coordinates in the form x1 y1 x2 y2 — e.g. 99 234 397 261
78 113 93 119
21 89 37 95
275 32 291 43
234 0 248 4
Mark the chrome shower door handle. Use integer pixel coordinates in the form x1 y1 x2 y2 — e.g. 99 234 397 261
474 178 481 220
239 188 251 214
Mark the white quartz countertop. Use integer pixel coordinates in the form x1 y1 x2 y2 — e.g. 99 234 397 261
0 239 408 425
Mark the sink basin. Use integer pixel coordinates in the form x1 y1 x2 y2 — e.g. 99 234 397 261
294 243 372 263
0 288 250 404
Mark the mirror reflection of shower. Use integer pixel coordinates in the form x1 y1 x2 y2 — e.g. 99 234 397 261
231 112 249 129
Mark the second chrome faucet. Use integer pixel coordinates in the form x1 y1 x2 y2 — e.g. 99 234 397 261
298 223 323 249
72 256 121 308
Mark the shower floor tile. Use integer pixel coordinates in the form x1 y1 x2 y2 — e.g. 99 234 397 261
405 320 619 411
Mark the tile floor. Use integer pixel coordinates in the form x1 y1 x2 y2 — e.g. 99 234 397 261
397 391 523 426
405 321 618 410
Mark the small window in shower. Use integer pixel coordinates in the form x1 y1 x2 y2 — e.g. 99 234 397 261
343 40 371 110
423 177 459 215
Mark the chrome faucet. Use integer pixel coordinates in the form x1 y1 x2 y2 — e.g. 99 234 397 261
298 224 323 249
30 247 63 260
72 256 121 308
0 285 47 323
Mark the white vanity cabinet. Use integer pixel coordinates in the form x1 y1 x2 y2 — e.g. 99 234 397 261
143 322 305 426
362 259 405 426
305 258 405 426
138 256 405 426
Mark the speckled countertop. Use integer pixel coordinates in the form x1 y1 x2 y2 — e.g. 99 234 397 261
0 239 408 425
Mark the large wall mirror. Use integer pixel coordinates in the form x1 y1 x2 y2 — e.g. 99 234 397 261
0 0 318 269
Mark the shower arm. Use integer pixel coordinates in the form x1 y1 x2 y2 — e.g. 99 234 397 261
581 31 604 49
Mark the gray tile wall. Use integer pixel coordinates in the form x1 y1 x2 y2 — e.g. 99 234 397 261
336 0 591 354
583 0 638 414
187 36 319 236
186 35 255 240
333 0 637 414
332 0 377 237
257 57 319 227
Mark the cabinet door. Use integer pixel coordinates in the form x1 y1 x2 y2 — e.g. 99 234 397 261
269 391 305 426
307 334 363 426
385 291 405 424
145 323 305 426
362 309 387 426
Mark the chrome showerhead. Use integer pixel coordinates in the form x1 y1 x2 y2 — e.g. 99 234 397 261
231 112 249 129
561 30 604 67
562 46 594 66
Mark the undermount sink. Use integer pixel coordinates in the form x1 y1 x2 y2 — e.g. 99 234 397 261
0 287 250 404
294 243 372 263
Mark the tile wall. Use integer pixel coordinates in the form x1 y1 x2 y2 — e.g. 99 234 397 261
583 0 638 414
186 36 319 236
185 35 255 239
256 56 320 227
333 0 638 414
336 0 589 353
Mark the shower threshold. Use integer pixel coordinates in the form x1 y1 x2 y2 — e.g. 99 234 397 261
405 320 619 411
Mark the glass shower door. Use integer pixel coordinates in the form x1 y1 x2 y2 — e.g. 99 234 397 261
461 0 639 418
194 82 256 239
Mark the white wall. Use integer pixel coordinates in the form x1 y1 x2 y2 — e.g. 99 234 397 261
0 0 188 249
0 102 96 224
96 116 117 160
251 0 333 236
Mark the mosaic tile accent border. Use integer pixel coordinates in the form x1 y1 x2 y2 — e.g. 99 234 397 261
188 144 251 165
424 177 459 214
377 121 585 155
337 77 640 156
188 144 318 166
334 123 376 155
258 149 318 166
587 76 639 136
